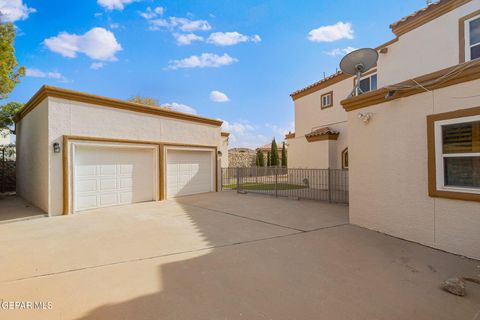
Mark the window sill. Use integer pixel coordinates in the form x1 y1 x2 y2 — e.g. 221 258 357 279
429 189 480 202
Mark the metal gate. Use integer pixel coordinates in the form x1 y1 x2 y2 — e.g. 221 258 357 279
0 146 16 193
221 167 348 204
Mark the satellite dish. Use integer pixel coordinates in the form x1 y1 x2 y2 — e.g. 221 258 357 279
340 48 378 97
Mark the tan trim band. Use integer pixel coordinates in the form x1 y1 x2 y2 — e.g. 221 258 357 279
305 133 339 142
427 106 480 202
341 59 480 112
17 85 223 127
62 135 218 214
221 132 230 137
390 0 472 37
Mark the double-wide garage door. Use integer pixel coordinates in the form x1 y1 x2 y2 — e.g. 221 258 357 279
73 144 214 212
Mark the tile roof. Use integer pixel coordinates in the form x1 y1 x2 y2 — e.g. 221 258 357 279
290 71 348 100
305 127 339 138
390 0 471 36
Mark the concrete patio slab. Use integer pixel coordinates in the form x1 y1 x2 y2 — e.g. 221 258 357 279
0 199 297 283
0 195 46 223
176 190 349 231
0 192 478 320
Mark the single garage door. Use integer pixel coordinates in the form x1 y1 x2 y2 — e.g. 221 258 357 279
74 145 156 212
167 149 213 198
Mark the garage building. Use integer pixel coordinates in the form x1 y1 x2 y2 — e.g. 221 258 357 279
15 86 228 216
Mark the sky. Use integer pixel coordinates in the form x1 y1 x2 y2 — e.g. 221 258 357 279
2 0 427 148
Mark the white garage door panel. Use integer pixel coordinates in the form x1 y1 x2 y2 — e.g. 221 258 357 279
167 150 213 198
74 146 155 212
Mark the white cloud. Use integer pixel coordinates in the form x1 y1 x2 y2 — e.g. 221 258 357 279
139 6 163 19
148 17 211 32
207 32 261 46
0 0 36 23
167 53 237 70
162 102 197 114
210 90 229 103
173 33 203 46
90 62 105 70
97 0 139 11
109 23 121 29
308 21 354 42
324 46 357 57
26 68 66 81
221 120 268 149
44 27 122 61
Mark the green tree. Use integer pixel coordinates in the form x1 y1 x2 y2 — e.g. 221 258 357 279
270 138 279 167
256 149 265 167
0 23 25 99
281 141 287 167
267 151 271 167
0 102 23 134
128 95 159 106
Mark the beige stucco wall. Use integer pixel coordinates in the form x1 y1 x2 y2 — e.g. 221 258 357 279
348 79 480 259
17 97 222 216
294 79 350 137
16 100 49 212
219 136 229 168
287 122 348 169
377 0 479 87
290 76 351 169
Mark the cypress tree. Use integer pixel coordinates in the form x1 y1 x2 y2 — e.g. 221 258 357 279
270 139 279 167
256 149 265 167
281 141 287 167
267 151 271 167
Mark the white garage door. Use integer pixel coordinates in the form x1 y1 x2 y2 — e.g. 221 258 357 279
74 145 156 212
167 150 213 198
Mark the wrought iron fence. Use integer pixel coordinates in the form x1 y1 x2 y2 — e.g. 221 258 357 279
221 167 348 204
0 146 16 193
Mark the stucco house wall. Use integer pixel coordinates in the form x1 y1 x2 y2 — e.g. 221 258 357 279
377 0 480 87
348 79 480 259
288 77 351 169
16 99 49 212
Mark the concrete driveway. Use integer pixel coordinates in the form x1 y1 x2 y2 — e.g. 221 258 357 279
0 191 479 320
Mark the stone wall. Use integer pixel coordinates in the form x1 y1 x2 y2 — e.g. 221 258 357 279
228 151 256 168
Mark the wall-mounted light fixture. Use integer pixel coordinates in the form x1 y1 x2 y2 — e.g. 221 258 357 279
217 151 223 157
357 112 373 124
53 142 61 153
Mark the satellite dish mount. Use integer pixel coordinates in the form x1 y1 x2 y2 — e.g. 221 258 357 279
339 48 379 97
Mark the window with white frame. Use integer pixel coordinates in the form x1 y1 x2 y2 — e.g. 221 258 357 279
434 115 480 193
465 14 480 61
358 74 377 94
320 91 333 109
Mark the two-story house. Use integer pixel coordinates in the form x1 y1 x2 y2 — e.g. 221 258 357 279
288 0 480 259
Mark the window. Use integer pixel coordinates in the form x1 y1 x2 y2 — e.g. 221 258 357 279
321 91 333 109
428 108 480 201
358 74 377 94
465 14 480 61
341 148 349 169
